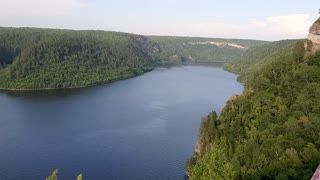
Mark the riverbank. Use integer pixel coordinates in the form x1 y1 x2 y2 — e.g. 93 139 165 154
0 62 231 92
0 67 155 91
0 65 243 180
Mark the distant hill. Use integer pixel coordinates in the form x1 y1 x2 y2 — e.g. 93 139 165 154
186 19 320 179
0 27 266 90
149 36 268 64
224 39 299 83
0 27 160 89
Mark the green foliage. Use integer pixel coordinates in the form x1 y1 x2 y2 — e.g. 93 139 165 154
292 40 306 62
46 169 84 180
0 27 266 90
0 27 159 89
307 51 320 66
199 111 219 150
77 173 83 180
149 36 267 64
187 41 320 179
224 40 299 84
46 169 58 180
189 143 236 180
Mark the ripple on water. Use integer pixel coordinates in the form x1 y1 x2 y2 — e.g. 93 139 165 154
0 65 243 180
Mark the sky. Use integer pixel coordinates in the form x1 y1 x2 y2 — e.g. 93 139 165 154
0 0 319 41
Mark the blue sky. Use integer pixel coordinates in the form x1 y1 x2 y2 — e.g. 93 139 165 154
0 0 319 40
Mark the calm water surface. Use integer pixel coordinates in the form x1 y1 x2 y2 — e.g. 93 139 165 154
0 65 243 180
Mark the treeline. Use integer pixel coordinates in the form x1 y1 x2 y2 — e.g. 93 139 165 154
0 27 159 89
149 36 267 64
46 169 82 180
0 27 267 90
187 40 320 179
224 39 299 84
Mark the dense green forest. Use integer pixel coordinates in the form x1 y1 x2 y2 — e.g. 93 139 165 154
149 36 267 64
224 40 300 84
0 27 266 90
0 27 159 89
186 40 320 179
46 169 82 180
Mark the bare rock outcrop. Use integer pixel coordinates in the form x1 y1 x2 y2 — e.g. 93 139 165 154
307 19 320 54
221 94 239 114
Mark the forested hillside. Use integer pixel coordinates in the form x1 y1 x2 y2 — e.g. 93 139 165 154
0 27 160 89
186 40 320 179
149 36 267 63
0 27 266 90
224 40 299 83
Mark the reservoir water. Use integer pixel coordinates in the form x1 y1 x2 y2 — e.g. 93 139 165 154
0 65 243 180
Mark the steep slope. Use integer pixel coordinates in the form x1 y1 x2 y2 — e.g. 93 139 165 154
307 18 320 54
0 27 160 89
149 36 268 64
187 42 320 180
224 39 299 84
186 19 320 179
0 27 267 90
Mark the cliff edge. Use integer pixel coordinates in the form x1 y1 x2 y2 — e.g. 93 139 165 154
307 18 320 53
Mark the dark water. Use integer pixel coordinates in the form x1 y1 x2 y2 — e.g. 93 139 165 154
0 65 243 180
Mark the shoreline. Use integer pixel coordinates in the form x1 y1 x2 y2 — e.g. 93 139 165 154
0 84 98 91
0 68 154 92
0 62 229 92
0 75 141 92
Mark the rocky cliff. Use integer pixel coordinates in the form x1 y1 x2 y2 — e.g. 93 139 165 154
307 18 320 53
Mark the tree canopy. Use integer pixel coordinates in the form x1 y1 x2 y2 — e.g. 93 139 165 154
0 27 159 89
0 27 266 90
187 40 320 179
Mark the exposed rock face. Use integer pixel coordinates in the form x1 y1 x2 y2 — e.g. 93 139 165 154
307 19 320 54
194 141 203 155
221 94 239 114
309 19 320 35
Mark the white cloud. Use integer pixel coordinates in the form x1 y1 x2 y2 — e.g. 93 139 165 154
0 0 88 17
249 14 312 39
248 18 267 29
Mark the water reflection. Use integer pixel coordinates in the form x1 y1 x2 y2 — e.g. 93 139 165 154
0 65 243 180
